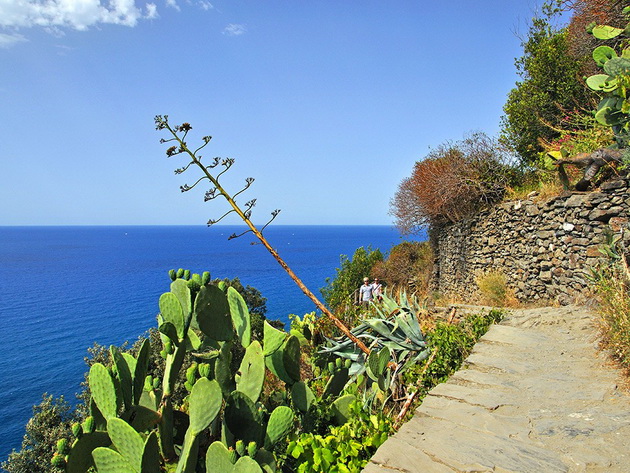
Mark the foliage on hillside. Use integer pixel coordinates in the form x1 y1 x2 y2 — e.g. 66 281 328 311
500 16 594 165
371 241 434 294
2 395 77 473
320 246 384 313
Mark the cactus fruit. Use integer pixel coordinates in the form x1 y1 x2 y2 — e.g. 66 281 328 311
71 423 82 438
183 269 191 280
169 269 177 281
186 363 198 384
51 453 66 468
247 441 258 458
201 271 211 286
57 438 69 454
176 268 184 278
235 439 246 456
144 375 153 392
187 278 201 292
82 416 95 433
236 341 265 403
198 363 211 378
228 447 238 464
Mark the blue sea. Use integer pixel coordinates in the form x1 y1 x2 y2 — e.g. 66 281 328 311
0 225 423 463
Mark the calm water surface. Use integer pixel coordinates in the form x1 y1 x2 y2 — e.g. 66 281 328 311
0 225 424 462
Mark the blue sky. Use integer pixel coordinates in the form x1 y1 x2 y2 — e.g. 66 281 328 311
1 0 548 226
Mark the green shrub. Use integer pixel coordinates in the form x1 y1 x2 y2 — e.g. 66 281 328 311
2 395 77 473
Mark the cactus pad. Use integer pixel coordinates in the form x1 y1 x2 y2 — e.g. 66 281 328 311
263 321 286 356
159 292 185 339
171 278 192 316
233 456 264 473
205 441 235 470
194 285 234 341
228 286 251 347
331 394 357 425
64 431 110 473
236 341 265 403
92 447 133 473
282 336 301 383
323 367 349 398
264 406 294 449
89 363 118 420
107 418 144 473
225 391 263 445
188 378 222 435
290 381 315 412
141 432 160 473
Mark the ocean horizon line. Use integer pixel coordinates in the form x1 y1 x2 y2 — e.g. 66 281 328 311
0 223 401 228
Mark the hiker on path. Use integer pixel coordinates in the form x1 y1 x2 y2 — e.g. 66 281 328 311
372 278 383 302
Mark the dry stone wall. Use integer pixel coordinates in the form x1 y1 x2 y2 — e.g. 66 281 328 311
431 177 630 304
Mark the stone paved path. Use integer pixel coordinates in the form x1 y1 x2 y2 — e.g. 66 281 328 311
363 306 630 473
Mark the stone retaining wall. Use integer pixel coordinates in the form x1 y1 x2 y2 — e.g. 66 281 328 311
431 178 630 304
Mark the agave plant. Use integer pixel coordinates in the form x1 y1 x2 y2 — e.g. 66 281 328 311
318 292 430 408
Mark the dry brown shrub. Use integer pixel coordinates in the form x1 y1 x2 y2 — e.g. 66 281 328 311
391 133 517 232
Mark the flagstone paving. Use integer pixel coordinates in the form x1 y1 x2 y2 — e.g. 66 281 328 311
363 306 630 473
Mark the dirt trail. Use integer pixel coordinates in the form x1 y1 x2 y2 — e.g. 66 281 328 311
363 306 630 473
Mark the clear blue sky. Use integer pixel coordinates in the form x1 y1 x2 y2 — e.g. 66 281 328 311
1 0 549 225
